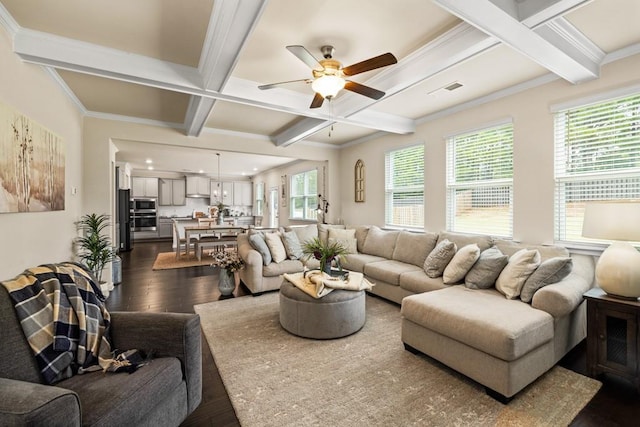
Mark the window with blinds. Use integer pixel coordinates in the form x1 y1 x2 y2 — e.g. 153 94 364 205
290 169 318 220
384 144 424 228
554 92 640 244
446 122 513 237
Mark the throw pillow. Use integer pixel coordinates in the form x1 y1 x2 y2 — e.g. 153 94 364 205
423 239 457 278
287 224 318 246
362 226 400 259
318 224 346 244
328 228 356 241
495 248 542 299
520 257 573 303
443 244 481 285
248 233 272 266
328 237 357 254
281 231 304 260
465 246 509 289
264 232 287 263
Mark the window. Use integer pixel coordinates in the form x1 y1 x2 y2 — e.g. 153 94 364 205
446 122 513 237
554 92 640 244
290 169 318 220
385 144 424 228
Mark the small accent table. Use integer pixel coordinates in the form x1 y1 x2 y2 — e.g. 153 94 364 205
584 287 640 392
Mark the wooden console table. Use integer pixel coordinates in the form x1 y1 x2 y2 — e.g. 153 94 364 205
584 287 640 392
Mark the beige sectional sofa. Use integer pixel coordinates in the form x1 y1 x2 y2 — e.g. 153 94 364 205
237 224 595 400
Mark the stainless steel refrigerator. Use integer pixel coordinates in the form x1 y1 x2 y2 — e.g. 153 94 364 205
117 189 133 251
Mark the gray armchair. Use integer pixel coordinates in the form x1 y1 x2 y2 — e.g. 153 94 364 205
0 285 202 426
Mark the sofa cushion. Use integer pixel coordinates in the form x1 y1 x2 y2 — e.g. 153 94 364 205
520 257 573 303
392 230 438 268
318 224 346 244
437 231 493 252
399 270 447 294
281 231 304 260
264 232 287 263
443 244 481 285
341 253 386 273
423 239 456 278
496 249 541 299
364 260 422 286
353 226 370 253
248 234 272 266
401 287 554 361
464 246 508 289
263 260 304 277
58 357 185 427
362 226 400 259
328 228 358 254
286 224 318 246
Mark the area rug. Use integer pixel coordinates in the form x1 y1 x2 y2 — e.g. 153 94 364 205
194 293 601 427
151 251 212 270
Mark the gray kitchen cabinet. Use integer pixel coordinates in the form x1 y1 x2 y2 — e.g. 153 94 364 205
233 181 253 206
132 177 158 198
159 179 186 206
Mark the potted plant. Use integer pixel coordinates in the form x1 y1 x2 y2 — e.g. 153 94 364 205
77 213 114 283
302 237 348 275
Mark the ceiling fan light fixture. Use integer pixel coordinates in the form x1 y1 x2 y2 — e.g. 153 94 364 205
312 75 345 99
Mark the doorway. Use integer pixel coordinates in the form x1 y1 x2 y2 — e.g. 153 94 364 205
269 188 279 228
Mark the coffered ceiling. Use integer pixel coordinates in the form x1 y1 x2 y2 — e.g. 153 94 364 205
1 0 639 175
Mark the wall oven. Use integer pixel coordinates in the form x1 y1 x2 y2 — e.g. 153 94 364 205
131 198 157 231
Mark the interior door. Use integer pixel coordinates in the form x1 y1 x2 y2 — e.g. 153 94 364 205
269 188 279 228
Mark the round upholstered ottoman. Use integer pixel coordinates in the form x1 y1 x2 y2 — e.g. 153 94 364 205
279 280 366 339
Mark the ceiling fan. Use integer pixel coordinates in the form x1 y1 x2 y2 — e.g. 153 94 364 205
258 45 397 109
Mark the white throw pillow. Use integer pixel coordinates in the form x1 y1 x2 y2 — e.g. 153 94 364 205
495 248 541 299
264 232 287 263
328 237 357 254
443 244 481 285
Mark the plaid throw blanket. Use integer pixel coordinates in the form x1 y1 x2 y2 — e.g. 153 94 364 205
1 262 130 384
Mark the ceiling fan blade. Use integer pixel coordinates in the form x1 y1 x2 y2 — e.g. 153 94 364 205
344 81 385 100
286 45 322 69
310 92 324 109
258 79 311 90
342 52 397 76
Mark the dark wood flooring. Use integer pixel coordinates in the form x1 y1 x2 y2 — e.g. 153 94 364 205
109 241 639 427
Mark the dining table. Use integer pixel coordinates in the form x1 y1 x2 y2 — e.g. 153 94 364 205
182 225 247 257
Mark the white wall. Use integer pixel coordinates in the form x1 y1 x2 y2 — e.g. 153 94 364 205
0 27 83 279
339 53 640 245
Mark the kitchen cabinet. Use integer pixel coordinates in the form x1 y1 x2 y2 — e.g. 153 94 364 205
233 181 253 206
157 218 174 238
159 179 186 206
210 181 233 205
186 176 210 197
131 177 158 198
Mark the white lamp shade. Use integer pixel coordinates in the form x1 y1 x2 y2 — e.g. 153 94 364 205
582 200 640 299
311 75 345 99
582 200 640 241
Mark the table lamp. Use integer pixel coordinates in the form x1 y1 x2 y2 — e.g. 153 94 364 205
582 200 640 299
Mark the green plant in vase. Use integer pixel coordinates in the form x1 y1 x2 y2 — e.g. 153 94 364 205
77 213 114 283
302 237 348 275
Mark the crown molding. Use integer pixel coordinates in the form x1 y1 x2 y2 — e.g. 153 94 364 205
44 68 87 115
0 2 19 38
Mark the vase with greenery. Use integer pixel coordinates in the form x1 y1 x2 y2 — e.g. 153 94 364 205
215 201 227 225
77 213 114 283
302 237 348 275
211 250 245 296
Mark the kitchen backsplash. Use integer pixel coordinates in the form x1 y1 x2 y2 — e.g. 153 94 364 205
157 198 252 218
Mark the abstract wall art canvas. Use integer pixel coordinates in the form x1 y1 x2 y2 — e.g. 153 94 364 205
0 101 65 213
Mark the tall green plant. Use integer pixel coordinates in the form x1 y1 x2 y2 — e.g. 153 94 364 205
77 213 113 283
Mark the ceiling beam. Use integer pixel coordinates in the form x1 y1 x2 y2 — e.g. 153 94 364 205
433 0 603 83
184 0 267 137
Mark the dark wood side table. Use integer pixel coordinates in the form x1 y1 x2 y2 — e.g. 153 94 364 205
584 287 640 392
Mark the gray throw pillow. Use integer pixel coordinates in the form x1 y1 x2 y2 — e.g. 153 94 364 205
464 246 508 289
520 257 573 303
423 239 457 278
282 231 304 260
249 233 272 266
